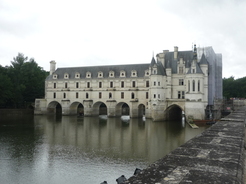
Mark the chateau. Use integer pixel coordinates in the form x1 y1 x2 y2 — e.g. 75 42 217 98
34 45 222 121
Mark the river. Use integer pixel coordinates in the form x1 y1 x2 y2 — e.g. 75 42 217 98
0 114 207 184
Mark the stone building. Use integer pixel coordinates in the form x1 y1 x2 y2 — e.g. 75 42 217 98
35 45 222 121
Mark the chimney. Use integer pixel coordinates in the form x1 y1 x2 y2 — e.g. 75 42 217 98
50 60 56 75
174 46 178 59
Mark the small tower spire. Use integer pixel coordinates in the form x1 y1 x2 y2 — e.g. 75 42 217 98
193 44 197 61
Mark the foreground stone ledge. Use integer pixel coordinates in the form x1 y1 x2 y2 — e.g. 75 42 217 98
124 108 246 184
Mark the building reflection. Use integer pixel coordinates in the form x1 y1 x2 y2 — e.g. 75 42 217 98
34 115 206 164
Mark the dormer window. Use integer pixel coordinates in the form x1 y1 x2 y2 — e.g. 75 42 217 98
153 68 157 75
131 70 137 77
75 72 80 79
98 71 103 78
120 70 126 77
86 72 91 78
145 70 149 76
64 73 69 79
109 71 115 77
53 74 57 79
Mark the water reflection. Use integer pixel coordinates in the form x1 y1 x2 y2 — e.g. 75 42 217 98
0 115 207 184
34 115 205 163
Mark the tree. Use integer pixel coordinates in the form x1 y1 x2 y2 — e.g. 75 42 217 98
0 53 48 108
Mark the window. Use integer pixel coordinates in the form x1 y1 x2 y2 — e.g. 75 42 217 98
132 81 136 87
53 74 57 79
110 81 113 88
75 72 80 78
76 82 79 88
131 70 137 77
76 92 79 98
99 92 102 99
158 94 160 98
98 71 103 78
193 80 195 91
198 80 200 92
121 92 124 99
179 67 183 74
65 82 68 88
54 83 56 88
109 93 112 99
154 94 156 98
87 82 90 88
120 70 125 77
146 81 149 87
145 70 149 76
53 92 56 98
86 72 91 78
158 81 160 86
192 69 195 73
154 81 156 86
109 71 114 77
146 92 148 99
131 92 135 99
153 69 157 74
64 73 69 79
63 93 66 98
121 81 124 88
179 79 184 85
178 91 185 99
86 93 89 99
99 82 102 88
188 80 190 92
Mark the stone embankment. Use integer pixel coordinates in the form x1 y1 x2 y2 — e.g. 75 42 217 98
124 107 246 184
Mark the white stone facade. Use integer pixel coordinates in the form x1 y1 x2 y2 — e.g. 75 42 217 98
35 45 222 121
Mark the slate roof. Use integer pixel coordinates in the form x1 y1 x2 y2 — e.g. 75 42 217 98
187 61 204 74
199 53 209 65
47 63 150 80
164 51 194 73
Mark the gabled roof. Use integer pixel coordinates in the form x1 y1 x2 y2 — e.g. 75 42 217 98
199 53 209 65
187 61 204 74
150 57 156 67
47 63 150 80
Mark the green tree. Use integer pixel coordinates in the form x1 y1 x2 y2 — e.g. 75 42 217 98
0 66 14 107
0 53 48 108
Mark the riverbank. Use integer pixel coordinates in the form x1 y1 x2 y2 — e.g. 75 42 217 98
0 109 34 116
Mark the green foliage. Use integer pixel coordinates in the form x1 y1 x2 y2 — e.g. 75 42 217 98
223 76 246 99
0 53 48 108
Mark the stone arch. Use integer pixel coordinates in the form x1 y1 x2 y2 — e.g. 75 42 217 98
115 102 130 117
138 104 145 117
164 104 183 121
47 101 62 115
70 101 84 115
92 101 107 116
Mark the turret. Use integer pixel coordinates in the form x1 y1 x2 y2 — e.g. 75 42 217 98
50 60 56 75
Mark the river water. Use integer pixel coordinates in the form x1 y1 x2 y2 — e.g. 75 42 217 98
0 114 207 184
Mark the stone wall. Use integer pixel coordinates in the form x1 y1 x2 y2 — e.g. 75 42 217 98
124 107 245 183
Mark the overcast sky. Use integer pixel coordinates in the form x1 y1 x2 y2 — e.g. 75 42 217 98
0 0 245 78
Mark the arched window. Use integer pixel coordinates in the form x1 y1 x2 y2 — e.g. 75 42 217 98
131 92 135 99
109 92 112 99
192 80 195 92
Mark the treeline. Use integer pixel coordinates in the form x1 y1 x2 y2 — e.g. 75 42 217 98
223 76 246 99
0 53 48 108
